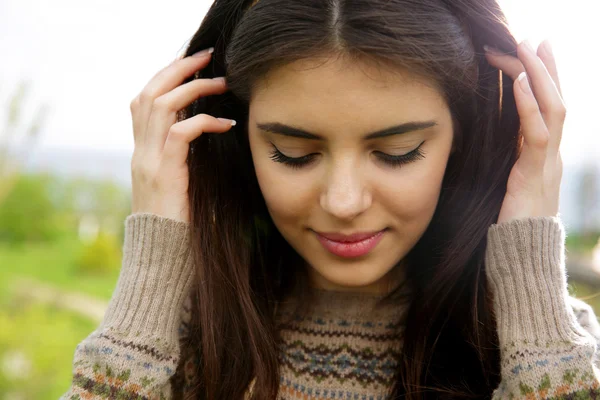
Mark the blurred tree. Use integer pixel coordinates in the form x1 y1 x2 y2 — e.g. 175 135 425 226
61 177 131 244
0 81 48 205
75 230 122 275
0 173 70 243
0 172 131 245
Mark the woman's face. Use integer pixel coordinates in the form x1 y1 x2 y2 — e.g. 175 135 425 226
248 57 454 293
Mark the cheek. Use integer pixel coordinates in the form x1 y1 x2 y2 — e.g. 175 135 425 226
256 168 313 223
376 148 448 223
250 139 317 226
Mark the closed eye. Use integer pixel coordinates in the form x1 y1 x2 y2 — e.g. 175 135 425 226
268 144 318 169
268 141 426 169
374 141 426 167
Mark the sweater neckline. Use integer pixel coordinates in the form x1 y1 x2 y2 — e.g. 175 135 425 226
277 284 411 322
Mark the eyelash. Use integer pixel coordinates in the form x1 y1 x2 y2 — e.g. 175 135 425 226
268 141 426 169
269 144 318 169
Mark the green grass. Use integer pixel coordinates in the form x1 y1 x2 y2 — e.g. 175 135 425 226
0 302 98 399
0 236 121 399
0 236 120 303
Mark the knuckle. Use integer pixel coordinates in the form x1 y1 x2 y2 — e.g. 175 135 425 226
168 125 188 141
544 101 567 120
196 113 213 125
531 129 550 148
139 88 158 105
130 96 140 113
152 95 174 113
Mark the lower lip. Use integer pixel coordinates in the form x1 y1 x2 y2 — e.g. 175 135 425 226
315 230 386 258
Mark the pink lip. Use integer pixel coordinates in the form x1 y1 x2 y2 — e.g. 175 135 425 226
314 229 386 258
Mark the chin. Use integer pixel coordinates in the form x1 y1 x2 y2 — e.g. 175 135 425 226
308 260 397 292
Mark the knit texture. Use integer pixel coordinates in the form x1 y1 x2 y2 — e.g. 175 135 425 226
273 288 408 399
63 213 194 399
486 216 600 399
60 213 600 399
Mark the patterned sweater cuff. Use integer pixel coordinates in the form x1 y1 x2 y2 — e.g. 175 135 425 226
99 212 194 350
485 216 592 345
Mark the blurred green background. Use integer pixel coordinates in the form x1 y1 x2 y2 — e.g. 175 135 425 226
0 174 130 398
0 176 130 398
0 82 132 398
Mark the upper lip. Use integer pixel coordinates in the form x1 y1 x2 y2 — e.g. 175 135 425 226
314 229 385 243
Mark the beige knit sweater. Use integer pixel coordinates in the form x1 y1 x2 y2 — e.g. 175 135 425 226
60 213 600 399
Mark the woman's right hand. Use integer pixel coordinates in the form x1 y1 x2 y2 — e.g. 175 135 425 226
129 47 236 223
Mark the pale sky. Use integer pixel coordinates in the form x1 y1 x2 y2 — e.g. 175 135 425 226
1 0 598 166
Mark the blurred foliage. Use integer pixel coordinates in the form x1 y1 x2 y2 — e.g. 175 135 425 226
0 167 129 396
75 231 122 275
0 81 132 397
0 173 72 243
0 81 48 203
0 302 97 399
0 172 131 245
0 235 119 312
566 231 600 255
569 281 600 318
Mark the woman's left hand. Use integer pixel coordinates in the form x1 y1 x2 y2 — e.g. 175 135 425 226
484 40 565 224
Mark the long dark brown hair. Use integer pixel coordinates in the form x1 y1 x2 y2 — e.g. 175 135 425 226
177 0 521 398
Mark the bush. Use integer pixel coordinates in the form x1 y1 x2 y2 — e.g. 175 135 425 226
75 231 122 275
0 174 68 243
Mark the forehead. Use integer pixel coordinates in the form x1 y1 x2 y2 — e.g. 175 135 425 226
250 56 449 121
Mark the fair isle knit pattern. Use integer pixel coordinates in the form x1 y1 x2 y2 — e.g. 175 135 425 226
273 288 407 399
60 213 600 399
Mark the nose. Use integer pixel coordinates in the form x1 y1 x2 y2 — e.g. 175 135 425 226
320 159 372 221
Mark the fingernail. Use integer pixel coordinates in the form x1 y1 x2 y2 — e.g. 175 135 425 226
212 76 226 84
217 118 237 126
192 47 214 57
517 72 532 94
483 45 503 55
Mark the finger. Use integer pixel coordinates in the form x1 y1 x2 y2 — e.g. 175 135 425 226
161 114 236 165
484 47 525 81
513 72 549 177
150 52 187 83
144 49 215 102
135 48 215 145
517 40 566 128
145 77 228 155
536 39 563 98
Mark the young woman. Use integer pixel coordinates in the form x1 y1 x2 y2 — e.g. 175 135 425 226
61 0 600 398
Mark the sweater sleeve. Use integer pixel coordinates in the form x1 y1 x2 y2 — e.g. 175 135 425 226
60 213 195 400
486 216 600 399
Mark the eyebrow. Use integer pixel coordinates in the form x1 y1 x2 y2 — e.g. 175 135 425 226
256 120 437 140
